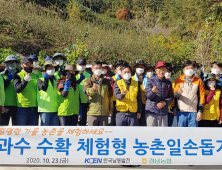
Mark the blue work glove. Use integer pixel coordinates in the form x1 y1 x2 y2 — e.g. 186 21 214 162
64 80 71 92
44 73 50 79
6 74 14 81
77 73 85 84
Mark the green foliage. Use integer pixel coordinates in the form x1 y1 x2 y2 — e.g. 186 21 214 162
64 39 95 65
1 0 222 73
38 50 48 67
0 48 20 64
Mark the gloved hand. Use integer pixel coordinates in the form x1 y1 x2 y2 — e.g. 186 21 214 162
33 69 39 75
6 74 14 81
24 74 32 82
44 73 50 79
77 73 85 84
64 80 71 92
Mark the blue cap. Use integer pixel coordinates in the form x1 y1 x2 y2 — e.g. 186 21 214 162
29 55 38 60
45 56 51 61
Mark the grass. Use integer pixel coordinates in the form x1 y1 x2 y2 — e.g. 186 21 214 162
0 0 151 64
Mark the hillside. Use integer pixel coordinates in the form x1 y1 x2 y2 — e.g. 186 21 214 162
0 0 222 71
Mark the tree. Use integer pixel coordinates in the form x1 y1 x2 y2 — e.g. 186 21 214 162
115 8 130 21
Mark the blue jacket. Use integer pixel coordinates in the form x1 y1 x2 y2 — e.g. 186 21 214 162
145 76 174 115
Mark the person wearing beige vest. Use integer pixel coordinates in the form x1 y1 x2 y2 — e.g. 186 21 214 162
174 60 205 127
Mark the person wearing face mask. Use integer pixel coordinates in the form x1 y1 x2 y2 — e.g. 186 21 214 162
145 65 154 79
174 60 205 127
13 57 39 125
0 75 5 124
114 64 142 126
199 73 222 127
37 60 59 126
164 63 177 127
205 62 222 89
0 55 20 125
144 65 154 88
29 55 42 78
145 62 174 127
132 59 147 126
102 61 112 81
56 65 80 126
110 60 127 126
83 61 113 126
76 58 91 126
52 53 67 80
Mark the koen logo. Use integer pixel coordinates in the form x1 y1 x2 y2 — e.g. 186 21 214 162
85 158 102 164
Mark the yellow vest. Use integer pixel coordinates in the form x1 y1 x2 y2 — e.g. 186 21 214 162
131 75 146 104
202 89 221 121
168 79 175 111
116 79 138 113
112 76 117 102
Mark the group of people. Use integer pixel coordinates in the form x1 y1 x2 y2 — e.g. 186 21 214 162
0 53 222 128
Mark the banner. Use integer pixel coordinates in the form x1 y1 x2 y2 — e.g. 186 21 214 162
0 126 221 165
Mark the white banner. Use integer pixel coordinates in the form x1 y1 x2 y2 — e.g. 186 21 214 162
0 126 221 165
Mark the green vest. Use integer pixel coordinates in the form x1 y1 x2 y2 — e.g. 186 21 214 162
17 70 38 107
54 71 61 80
57 85 80 116
76 71 91 103
3 74 17 106
36 70 42 78
37 78 58 112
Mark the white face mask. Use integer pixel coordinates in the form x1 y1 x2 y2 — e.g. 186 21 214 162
102 69 107 75
33 61 38 68
77 65 86 72
136 68 144 74
146 72 153 78
55 60 63 66
94 69 102 76
117 70 122 76
165 72 171 78
123 73 131 80
46 69 55 76
208 81 216 87
212 68 221 75
185 69 194 77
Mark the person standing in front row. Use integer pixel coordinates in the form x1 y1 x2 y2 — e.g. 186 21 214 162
174 60 205 127
14 58 39 125
145 62 174 127
114 64 142 126
37 60 59 126
57 65 80 126
83 61 113 126
0 55 20 125
199 73 222 127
